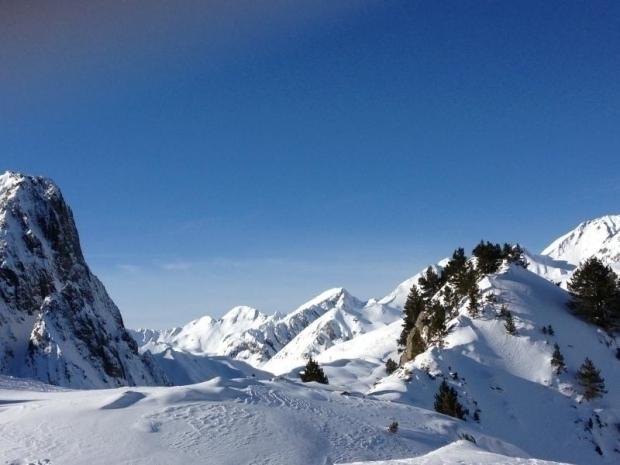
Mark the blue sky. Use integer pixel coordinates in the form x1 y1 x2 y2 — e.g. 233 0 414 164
2 1 619 328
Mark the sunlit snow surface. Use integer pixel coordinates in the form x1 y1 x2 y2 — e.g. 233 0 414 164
0 375 568 465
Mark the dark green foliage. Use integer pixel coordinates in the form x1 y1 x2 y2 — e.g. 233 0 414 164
398 285 426 347
387 421 399 433
418 266 444 302
504 310 517 335
503 243 528 268
568 257 620 330
427 302 448 341
434 380 465 419
451 262 479 299
576 358 605 400
385 358 398 375
441 248 467 283
551 343 566 374
473 241 504 274
300 357 329 384
467 285 481 318
499 304 510 318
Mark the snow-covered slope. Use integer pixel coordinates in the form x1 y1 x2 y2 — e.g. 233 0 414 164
341 440 571 465
370 264 620 465
0 375 566 465
0 171 167 388
542 215 620 272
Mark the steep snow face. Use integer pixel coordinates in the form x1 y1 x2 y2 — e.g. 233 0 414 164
542 215 620 272
264 292 401 375
0 171 167 388
0 375 558 465
370 265 620 465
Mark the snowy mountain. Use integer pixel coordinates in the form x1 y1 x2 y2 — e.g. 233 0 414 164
135 288 398 369
0 171 167 388
542 215 620 272
264 289 401 375
130 305 269 357
369 264 620 465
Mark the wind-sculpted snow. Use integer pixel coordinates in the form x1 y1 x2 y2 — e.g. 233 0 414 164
341 440 572 465
0 171 167 388
369 265 620 465
0 375 559 465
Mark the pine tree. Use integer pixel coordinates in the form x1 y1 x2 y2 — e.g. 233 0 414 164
568 257 620 329
385 358 398 375
503 244 528 268
434 380 465 419
398 285 426 347
300 357 329 384
427 302 447 341
467 285 481 318
504 310 517 335
441 248 467 283
550 343 566 374
576 358 605 400
452 262 478 299
472 240 503 274
418 266 443 302
547 325 554 336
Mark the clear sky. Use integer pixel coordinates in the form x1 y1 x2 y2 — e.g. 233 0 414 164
1 1 619 328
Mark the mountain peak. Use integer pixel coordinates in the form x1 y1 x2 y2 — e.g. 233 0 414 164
542 214 620 269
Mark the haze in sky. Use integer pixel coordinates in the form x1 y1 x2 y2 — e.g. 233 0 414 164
2 1 619 328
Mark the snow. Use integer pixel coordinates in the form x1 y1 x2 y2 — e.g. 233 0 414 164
542 215 620 272
2 172 620 465
369 265 620 465
341 440 571 464
0 375 566 465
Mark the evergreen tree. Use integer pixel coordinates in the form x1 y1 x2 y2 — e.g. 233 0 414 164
441 248 467 283
503 244 528 268
568 257 620 330
300 357 329 384
387 421 399 433
418 266 444 302
576 358 605 400
398 285 426 347
472 241 503 274
385 358 398 375
504 310 517 335
467 285 481 318
550 343 566 374
427 302 448 341
434 380 465 419
451 262 478 299
547 325 554 336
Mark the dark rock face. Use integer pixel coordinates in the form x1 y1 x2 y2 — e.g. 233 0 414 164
0 172 168 388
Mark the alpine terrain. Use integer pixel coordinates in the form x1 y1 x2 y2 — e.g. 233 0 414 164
1 172 618 465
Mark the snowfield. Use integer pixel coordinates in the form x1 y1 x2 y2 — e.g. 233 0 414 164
0 375 569 465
